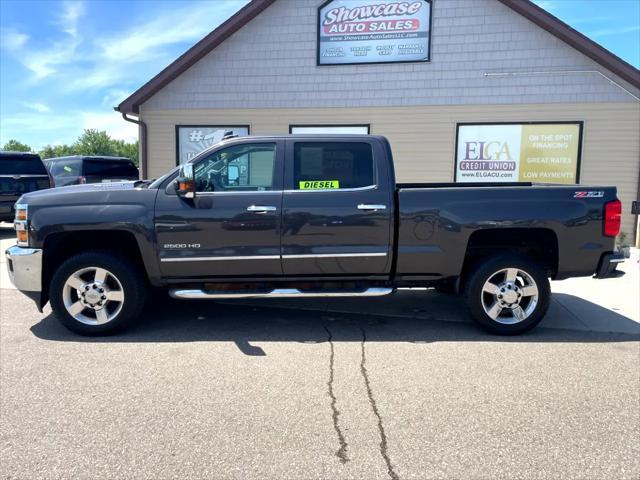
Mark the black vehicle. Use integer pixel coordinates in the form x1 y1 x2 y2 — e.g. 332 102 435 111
0 151 52 222
5 135 624 336
43 156 139 186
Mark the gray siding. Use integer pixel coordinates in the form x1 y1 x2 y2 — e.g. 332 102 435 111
143 0 640 111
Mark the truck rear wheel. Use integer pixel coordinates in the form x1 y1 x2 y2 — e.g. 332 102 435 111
463 253 550 335
50 251 147 335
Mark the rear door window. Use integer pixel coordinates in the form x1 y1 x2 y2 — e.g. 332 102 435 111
83 160 139 177
293 142 374 190
49 159 81 178
0 155 47 175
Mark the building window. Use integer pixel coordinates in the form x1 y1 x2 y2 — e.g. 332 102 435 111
455 122 583 184
293 142 374 190
290 125 370 135
176 125 250 165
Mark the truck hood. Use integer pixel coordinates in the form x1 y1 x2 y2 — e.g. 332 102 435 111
19 181 151 207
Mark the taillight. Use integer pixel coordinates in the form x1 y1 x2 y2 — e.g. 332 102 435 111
78 176 87 184
604 199 621 237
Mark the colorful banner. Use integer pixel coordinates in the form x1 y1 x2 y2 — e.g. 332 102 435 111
318 0 431 65
455 123 581 184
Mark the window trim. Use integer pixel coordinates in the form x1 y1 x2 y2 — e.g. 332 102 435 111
289 124 370 134
175 124 251 166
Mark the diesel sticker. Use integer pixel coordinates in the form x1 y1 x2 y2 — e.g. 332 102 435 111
299 180 340 190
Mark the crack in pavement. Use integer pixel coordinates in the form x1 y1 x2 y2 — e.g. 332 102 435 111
360 327 400 480
323 325 349 464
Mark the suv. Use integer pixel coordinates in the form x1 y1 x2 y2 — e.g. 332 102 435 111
44 156 139 186
0 151 52 222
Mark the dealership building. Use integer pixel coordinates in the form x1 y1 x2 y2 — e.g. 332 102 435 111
116 0 640 241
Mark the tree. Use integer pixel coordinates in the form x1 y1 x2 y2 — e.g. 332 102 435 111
113 139 139 166
39 143 76 159
7 130 138 164
2 139 32 152
73 129 117 157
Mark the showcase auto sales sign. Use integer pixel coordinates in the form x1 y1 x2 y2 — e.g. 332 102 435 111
318 0 431 65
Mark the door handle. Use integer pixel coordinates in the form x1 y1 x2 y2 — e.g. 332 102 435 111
247 205 277 213
357 204 387 211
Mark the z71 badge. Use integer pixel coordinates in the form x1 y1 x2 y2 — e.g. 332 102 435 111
574 191 604 198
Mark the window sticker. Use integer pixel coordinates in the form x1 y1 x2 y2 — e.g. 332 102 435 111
299 180 340 190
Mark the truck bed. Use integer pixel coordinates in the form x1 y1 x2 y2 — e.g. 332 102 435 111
394 183 617 280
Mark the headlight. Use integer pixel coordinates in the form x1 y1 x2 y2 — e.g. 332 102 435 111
14 204 29 246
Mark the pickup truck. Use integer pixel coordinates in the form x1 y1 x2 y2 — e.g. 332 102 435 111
1 151 52 222
5 135 624 336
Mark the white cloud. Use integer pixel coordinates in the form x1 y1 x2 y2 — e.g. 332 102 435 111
56 1 85 37
1 110 137 149
588 25 640 37
0 29 29 51
101 89 132 107
5 1 85 79
80 111 138 142
22 102 51 113
98 1 240 63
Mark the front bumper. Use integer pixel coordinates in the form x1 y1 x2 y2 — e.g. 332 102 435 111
5 245 42 292
594 252 625 279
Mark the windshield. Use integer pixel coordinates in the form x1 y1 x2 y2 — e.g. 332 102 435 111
84 159 138 177
0 155 47 175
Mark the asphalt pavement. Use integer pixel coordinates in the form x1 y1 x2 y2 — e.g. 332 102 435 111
1 223 639 479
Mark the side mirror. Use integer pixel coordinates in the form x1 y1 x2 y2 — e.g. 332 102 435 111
176 163 196 199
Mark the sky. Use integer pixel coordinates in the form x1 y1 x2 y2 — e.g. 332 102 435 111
0 0 639 150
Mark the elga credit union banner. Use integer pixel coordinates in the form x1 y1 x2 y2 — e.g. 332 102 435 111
318 0 431 65
455 123 582 184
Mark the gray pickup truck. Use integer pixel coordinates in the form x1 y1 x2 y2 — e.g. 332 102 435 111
6 135 624 336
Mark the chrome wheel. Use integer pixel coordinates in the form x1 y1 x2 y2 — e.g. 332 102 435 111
62 267 125 325
481 268 539 325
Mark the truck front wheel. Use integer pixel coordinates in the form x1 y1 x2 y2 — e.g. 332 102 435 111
463 253 550 335
50 251 147 335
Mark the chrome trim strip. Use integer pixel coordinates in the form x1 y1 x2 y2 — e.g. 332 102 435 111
609 258 625 263
170 287 394 300
160 255 280 263
161 252 388 262
282 252 387 259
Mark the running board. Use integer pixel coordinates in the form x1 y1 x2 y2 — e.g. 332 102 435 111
169 287 394 300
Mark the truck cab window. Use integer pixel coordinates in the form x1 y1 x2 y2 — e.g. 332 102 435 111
293 142 374 190
194 143 276 192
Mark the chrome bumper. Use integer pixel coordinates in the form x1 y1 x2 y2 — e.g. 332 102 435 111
5 245 42 292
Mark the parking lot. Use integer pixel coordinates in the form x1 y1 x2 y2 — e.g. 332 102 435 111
1 224 639 479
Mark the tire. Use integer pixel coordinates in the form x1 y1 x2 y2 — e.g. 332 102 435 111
463 253 550 335
50 250 147 335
